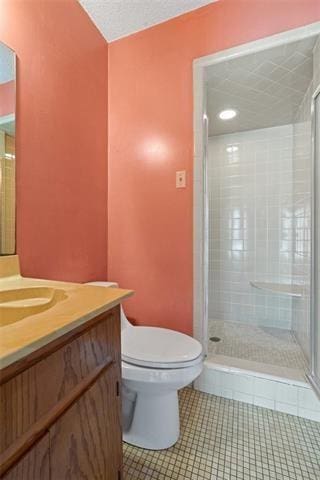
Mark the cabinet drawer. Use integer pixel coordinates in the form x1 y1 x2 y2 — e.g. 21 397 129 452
0 308 120 453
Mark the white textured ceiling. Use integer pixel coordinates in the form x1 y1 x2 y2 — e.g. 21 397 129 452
79 0 217 42
206 35 318 136
0 42 15 84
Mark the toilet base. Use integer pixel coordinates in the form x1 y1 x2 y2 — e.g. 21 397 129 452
123 390 180 450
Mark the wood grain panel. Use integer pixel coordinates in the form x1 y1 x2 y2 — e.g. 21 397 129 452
0 360 113 478
5 135 15 156
2 434 49 480
0 307 120 384
0 308 120 452
50 364 122 480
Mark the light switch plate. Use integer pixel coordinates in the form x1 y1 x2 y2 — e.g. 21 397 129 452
176 170 186 188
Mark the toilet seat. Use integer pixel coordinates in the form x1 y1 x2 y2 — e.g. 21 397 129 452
122 359 203 385
122 326 203 369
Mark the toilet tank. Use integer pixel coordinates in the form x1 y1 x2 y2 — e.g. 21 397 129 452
84 281 130 330
85 281 119 289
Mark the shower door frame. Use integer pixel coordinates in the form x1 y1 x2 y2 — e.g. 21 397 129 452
192 22 320 356
309 85 320 398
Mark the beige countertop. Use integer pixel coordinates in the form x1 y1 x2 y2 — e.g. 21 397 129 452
0 257 133 370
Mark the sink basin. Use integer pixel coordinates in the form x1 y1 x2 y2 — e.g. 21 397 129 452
0 287 67 326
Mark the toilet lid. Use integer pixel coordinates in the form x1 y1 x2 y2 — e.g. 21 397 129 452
122 326 203 369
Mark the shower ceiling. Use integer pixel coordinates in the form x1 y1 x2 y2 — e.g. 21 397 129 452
206 35 318 136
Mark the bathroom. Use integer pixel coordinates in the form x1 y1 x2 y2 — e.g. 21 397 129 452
0 1 320 479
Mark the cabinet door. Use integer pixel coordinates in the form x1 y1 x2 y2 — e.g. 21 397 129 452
2 434 50 480
49 364 122 480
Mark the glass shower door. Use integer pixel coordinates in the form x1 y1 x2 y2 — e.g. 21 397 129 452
309 86 320 398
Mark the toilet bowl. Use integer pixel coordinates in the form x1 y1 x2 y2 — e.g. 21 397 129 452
85 282 203 450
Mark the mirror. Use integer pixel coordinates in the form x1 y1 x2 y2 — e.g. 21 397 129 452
0 42 16 255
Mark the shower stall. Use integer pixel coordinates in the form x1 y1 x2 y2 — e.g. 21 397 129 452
193 24 320 419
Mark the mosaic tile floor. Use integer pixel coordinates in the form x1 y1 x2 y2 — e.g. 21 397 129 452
123 388 320 480
208 319 308 370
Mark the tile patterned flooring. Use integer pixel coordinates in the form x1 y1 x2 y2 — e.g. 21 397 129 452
208 320 308 371
123 388 320 480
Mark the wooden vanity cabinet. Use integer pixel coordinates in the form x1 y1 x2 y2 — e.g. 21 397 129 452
2 435 50 480
0 307 123 480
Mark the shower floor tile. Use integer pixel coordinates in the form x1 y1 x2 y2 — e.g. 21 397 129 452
123 387 320 480
208 319 308 371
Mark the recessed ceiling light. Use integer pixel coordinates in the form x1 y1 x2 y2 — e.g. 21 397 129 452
218 109 237 120
226 145 239 153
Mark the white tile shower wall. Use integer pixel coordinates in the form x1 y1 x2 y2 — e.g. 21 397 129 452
208 125 295 328
292 36 320 361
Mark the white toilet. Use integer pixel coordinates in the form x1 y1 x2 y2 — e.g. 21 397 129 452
86 281 203 450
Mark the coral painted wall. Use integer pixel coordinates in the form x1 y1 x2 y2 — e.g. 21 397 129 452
0 80 15 117
108 0 320 334
0 0 108 281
